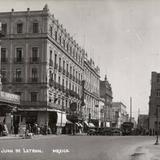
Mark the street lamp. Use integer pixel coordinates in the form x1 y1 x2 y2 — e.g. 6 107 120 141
155 106 159 145
0 22 5 90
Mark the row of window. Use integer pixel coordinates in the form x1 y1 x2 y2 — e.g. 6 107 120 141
2 20 83 66
49 25 83 66
1 21 39 35
15 92 38 102
1 47 83 83
1 67 81 96
1 47 39 63
15 91 81 110
2 67 38 81
49 50 83 78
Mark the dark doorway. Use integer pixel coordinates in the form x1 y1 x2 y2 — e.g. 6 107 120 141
48 112 57 134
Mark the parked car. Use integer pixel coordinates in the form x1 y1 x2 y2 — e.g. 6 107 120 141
87 129 97 135
111 128 122 136
98 127 112 136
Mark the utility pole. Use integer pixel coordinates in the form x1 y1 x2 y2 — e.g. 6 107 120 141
130 97 132 122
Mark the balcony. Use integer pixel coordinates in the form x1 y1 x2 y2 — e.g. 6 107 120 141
73 76 76 81
66 71 69 77
70 74 72 79
14 58 24 64
20 101 47 107
62 69 66 75
58 66 62 72
29 77 38 83
13 77 23 83
54 64 58 70
29 57 40 64
49 59 53 67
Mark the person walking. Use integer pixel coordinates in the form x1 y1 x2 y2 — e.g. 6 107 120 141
14 123 19 136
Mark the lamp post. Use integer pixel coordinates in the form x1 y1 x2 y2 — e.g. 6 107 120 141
155 106 159 145
0 22 5 90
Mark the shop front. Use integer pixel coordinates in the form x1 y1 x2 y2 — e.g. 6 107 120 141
0 91 20 135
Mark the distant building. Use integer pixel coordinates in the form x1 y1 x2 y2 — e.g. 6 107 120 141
100 75 113 127
112 102 128 128
83 55 100 128
137 114 149 131
149 72 160 131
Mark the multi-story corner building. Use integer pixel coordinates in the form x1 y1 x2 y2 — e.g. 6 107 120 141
83 55 100 127
149 72 160 132
100 75 113 127
112 102 128 128
0 5 84 134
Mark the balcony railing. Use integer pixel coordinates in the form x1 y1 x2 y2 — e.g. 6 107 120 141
66 71 69 77
13 77 23 83
29 57 40 63
58 66 62 72
14 58 24 63
54 63 58 70
29 77 38 83
62 69 66 75
70 74 72 79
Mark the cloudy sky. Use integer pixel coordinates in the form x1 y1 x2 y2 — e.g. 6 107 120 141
1 0 160 120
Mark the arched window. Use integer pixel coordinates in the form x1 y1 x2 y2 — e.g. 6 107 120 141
16 21 23 33
33 21 39 33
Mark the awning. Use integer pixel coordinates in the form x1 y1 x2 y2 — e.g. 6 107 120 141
78 123 83 128
84 121 95 128
84 121 89 126
88 123 95 128
76 122 80 127
66 120 73 124
56 112 67 127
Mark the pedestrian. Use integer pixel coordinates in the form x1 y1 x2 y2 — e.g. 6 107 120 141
0 122 3 136
14 123 19 136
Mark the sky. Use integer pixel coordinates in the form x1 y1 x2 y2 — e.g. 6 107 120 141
0 0 160 120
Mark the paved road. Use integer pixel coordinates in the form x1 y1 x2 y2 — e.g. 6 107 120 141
0 135 155 160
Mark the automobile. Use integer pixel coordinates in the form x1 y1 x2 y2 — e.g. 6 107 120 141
87 129 97 135
98 127 112 136
111 128 122 136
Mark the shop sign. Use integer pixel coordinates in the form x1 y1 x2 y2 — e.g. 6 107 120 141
0 91 20 104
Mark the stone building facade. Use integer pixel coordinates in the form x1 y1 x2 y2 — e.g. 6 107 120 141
0 5 84 134
100 75 113 127
111 102 128 128
149 72 160 132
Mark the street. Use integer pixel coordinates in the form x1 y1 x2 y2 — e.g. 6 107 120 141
0 136 155 160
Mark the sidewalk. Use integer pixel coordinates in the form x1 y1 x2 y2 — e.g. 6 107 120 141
0 134 22 140
131 141 160 160
0 133 86 140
